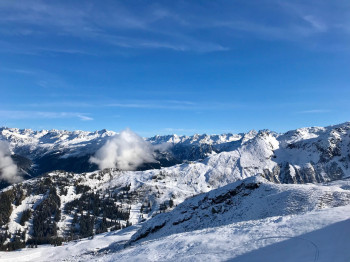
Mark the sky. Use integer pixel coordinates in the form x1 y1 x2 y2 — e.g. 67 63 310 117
0 0 349 136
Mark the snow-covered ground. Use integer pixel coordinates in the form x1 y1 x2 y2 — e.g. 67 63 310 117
0 224 139 262
2 177 350 262
128 176 350 244
2 122 350 261
2 203 349 261
102 206 350 262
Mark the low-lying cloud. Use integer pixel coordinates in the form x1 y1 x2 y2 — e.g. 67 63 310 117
0 141 22 183
90 128 157 171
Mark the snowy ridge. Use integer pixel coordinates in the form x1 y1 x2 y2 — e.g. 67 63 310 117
148 132 243 146
98 204 350 262
1 122 350 248
0 131 349 249
0 127 243 158
2 177 350 261
0 127 116 158
1 122 350 260
0 127 248 179
1 122 350 184
129 175 350 244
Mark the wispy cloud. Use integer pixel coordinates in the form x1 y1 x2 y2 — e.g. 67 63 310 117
106 101 195 110
303 15 328 33
2 0 346 54
297 109 332 114
76 114 94 121
16 99 241 112
107 100 239 110
0 67 73 90
0 1 229 53
1 68 37 75
26 102 94 108
0 110 93 121
37 47 95 55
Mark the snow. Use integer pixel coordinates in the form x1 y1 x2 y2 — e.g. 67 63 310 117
0 127 244 160
0 127 117 158
4 120 348 239
100 206 350 262
2 122 350 261
2 122 350 185
2 196 349 261
2 177 350 261
231 218 350 262
128 176 350 244
2 121 350 245
148 133 243 146
0 225 140 262
7 194 44 241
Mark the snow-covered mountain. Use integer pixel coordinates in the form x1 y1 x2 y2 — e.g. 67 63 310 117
129 175 350 244
1 121 350 259
2 175 350 261
1 122 350 186
161 121 350 184
148 132 244 146
0 127 240 159
0 128 116 158
0 127 240 182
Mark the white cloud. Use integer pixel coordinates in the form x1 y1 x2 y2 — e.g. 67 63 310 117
106 100 239 111
0 141 22 183
0 110 93 121
76 114 94 121
107 102 194 110
298 109 332 114
0 1 229 53
303 15 328 32
1 1 348 53
90 128 157 170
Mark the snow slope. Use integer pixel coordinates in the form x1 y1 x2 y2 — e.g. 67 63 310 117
129 176 350 244
2 177 350 262
0 224 139 262
1 121 350 243
1 122 350 259
101 206 350 262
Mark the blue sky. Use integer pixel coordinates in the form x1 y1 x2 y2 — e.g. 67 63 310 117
0 0 349 136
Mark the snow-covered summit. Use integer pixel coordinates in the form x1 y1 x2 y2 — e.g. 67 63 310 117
148 132 243 146
0 127 116 158
1 121 350 258
1 121 350 185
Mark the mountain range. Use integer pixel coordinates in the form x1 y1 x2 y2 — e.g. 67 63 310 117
1 122 349 186
0 122 350 261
